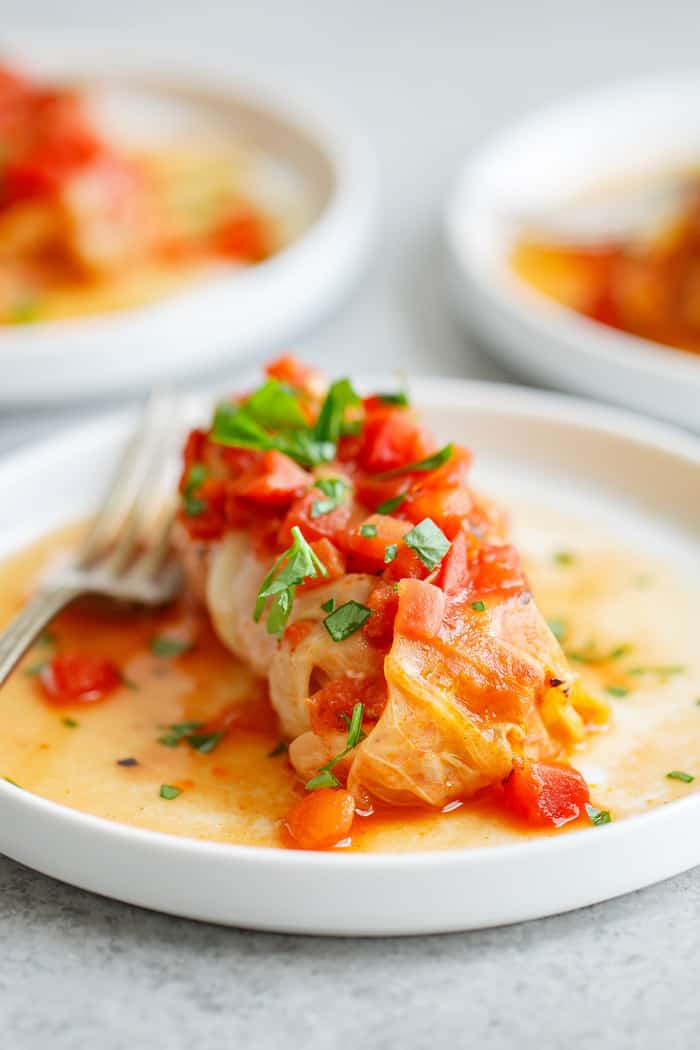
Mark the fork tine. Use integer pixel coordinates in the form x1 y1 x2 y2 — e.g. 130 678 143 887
76 392 172 569
104 392 182 577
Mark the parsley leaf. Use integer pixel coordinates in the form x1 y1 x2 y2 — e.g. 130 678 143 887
254 526 328 635
359 523 378 538
306 702 365 790
186 731 226 754
243 378 308 430
377 391 409 407
321 598 335 613
211 401 333 468
150 636 193 659
553 550 576 566
374 444 453 480
667 770 694 783
471 600 486 612
606 685 629 698
310 477 349 518
375 493 407 515
403 518 451 570
323 600 372 641
159 784 182 800
585 803 612 826
61 717 79 728
313 378 361 446
158 721 203 747
384 543 397 564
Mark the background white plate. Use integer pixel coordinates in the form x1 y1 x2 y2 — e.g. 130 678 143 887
1 379 699 934
0 41 376 404
445 71 700 431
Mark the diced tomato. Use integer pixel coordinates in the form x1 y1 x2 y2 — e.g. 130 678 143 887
265 354 322 391
178 476 229 540
394 579 445 641
236 450 310 507
401 484 474 539
354 473 412 513
283 619 315 650
39 652 121 705
362 581 399 649
298 538 346 591
279 487 352 548
469 544 526 598
413 445 473 490
358 407 436 474
211 207 270 262
345 514 426 578
434 528 471 597
309 674 387 733
503 760 590 828
286 788 355 850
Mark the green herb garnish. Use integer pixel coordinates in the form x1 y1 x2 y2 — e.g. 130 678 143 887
254 526 328 636
547 617 568 643
306 702 365 790
627 665 686 677
323 600 372 642
150 636 193 659
159 784 182 800
374 444 453 480
375 493 407 515
667 770 694 783
313 378 361 446
268 740 289 757
403 517 451 570
377 391 409 407
310 477 349 519
211 401 333 469
182 463 209 517
62 717 78 728
243 378 309 430
553 550 576 566
471 600 486 612
606 685 629 698
384 543 398 564
359 523 378 538
158 721 204 748
321 598 335 613
187 732 226 754
585 803 612 826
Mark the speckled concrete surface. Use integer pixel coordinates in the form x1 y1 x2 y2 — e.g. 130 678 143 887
3 2 700 1045
2 855 699 1048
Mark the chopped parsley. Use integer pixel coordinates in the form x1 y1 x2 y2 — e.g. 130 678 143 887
182 463 209 517
116 757 139 767
306 702 365 790
403 518 451 570
546 617 568 643
211 400 333 469
323 600 372 642
377 391 409 407
605 685 629 698
553 550 576 566
470 600 486 612
667 770 694 783
268 740 289 757
384 543 398 564
310 477 349 519
609 645 632 660
243 378 309 430
186 731 225 754
321 598 335 613
374 444 453 480
158 721 203 747
254 526 328 636
585 803 612 826
150 636 193 659
359 523 378 538
627 665 686 678
159 784 182 800
61 717 79 728
313 378 361 446
375 493 407 515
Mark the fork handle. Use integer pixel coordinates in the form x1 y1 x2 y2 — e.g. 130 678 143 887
0 586 82 688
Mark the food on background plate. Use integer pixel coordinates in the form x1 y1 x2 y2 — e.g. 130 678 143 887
512 180 700 357
0 64 279 324
2 356 699 853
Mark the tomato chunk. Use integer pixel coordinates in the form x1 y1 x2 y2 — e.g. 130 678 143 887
279 488 352 548
309 674 387 733
39 652 121 705
358 409 436 474
236 450 310 507
297 538 346 591
211 207 270 262
265 354 321 391
394 579 445 641
503 761 590 828
345 514 426 578
362 581 399 649
286 789 355 850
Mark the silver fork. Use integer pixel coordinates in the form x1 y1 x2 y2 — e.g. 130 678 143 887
0 392 185 688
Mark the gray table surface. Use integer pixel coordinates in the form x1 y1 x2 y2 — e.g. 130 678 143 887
2 1 699 1045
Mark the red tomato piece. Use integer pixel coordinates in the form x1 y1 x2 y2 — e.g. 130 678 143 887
39 653 121 706
503 761 590 828
362 581 399 649
236 450 310 507
283 619 315 651
345 514 426 578
286 788 355 850
358 409 436 474
265 354 322 391
309 674 387 733
401 484 474 539
469 544 526 598
211 207 270 262
279 488 352 548
298 538 346 591
394 579 445 641
434 528 471 597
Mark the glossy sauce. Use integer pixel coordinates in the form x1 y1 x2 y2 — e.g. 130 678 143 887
1 513 699 852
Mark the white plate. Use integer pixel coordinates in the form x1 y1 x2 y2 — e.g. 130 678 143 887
445 72 700 431
1 380 700 934
0 41 376 404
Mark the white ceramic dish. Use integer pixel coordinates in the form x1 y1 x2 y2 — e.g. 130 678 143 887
0 43 376 404
445 71 700 431
1 379 700 935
